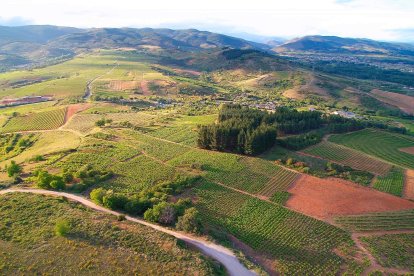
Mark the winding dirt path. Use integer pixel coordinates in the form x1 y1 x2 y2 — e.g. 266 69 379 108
0 188 256 276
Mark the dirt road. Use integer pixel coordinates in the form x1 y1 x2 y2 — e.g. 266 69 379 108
0 188 256 276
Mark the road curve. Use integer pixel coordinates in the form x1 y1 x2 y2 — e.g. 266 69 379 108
0 189 257 276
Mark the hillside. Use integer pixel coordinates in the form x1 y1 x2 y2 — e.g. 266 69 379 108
275 35 414 56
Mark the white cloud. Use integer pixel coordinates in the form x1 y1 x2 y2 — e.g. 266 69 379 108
0 0 413 42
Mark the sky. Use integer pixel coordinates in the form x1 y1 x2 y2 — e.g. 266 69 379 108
1 0 413 42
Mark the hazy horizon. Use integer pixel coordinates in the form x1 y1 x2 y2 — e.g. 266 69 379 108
1 0 413 43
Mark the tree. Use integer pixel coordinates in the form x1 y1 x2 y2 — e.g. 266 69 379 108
62 172 74 183
176 207 202 233
6 161 22 177
158 205 176 225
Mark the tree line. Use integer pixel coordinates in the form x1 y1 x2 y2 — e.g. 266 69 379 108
197 104 324 155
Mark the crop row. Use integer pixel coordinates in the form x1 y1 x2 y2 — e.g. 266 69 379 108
303 141 391 175
1 108 67 133
373 167 405 196
195 180 351 275
259 169 299 197
329 129 414 169
335 209 414 231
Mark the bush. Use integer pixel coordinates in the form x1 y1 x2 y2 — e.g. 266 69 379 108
55 219 71 237
90 188 108 205
102 192 128 210
50 179 65 190
6 161 22 177
176 207 202 233
36 171 65 190
62 172 74 183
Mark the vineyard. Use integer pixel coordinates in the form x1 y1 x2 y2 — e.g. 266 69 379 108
0 108 67 133
329 129 414 169
373 167 405 196
360 233 414 272
335 209 414 231
258 169 299 198
194 180 355 275
302 141 391 175
168 149 296 194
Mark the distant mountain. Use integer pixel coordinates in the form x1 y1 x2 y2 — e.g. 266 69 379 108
0 25 81 46
0 25 272 71
50 28 270 51
275 35 414 56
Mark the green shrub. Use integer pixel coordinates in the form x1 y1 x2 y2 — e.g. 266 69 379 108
90 188 108 205
55 219 71 237
176 207 202 233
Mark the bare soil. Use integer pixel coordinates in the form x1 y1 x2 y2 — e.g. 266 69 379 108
65 103 91 123
399 147 414 155
140 80 151 96
371 89 414 115
404 169 414 200
286 175 414 220
109 80 140 91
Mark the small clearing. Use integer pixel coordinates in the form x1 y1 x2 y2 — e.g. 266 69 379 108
140 80 151 95
286 174 414 220
371 89 414 115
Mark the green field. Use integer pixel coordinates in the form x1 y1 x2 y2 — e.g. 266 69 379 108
360 233 414 272
0 193 219 275
194 180 356 275
373 167 405 196
0 107 67 133
335 209 414 231
303 141 391 175
329 129 414 169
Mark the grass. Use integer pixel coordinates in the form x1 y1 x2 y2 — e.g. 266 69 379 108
194 180 354 275
329 129 414 169
0 131 80 168
360 233 414 272
335 209 414 232
0 107 67 133
0 193 219 275
303 141 392 175
373 167 405 196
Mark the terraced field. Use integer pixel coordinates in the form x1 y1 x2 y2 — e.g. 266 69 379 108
329 129 414 169
336 209 414 231
303 141 391 175
373 167 405 196
0 108 67 133
194 180 355 275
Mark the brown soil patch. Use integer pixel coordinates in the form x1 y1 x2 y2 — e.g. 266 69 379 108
399 147 414 155
286 175 414 220
283 75 328 100
140 80 151 96
371 89 414 115
109 80 140 91
404 170 414 200
65 103 91 123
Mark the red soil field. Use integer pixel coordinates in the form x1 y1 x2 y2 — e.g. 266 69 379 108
140 80 151 96
65 103 90 123
404 169 414 200
109 80 140 91
286 175 414 220
399 147 414 155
